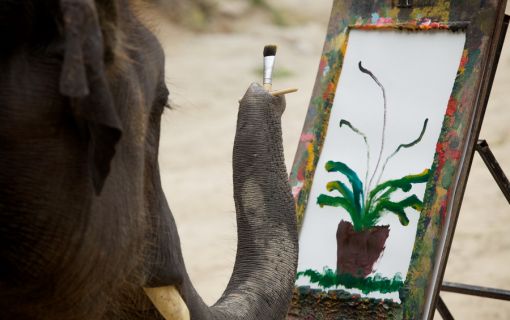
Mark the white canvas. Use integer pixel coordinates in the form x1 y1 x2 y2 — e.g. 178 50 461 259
296 29 466 301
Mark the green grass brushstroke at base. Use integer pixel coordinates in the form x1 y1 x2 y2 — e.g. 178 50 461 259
297 268 404 294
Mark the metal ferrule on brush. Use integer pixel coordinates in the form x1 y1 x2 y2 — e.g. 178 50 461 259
263 55 275 87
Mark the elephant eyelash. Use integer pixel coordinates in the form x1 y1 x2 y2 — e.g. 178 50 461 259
152 97 170 116
159 84 171 111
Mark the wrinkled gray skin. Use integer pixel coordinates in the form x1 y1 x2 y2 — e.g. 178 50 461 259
0 0 298 319
181 84 298 319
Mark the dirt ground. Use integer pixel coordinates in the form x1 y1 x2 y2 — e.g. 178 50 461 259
146 1 510 318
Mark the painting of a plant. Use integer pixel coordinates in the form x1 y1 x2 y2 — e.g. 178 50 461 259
311 61 432 280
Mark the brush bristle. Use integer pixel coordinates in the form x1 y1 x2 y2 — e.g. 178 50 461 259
263 45 277 57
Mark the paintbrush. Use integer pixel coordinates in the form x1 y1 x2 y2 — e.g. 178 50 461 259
262 44 298 97
263 44 277 91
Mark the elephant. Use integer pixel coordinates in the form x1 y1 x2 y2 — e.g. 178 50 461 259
0 0 298 319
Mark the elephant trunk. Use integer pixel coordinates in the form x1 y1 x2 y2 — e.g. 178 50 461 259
180 83 298 319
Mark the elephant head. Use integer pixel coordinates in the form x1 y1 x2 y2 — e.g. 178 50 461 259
0 0 298 319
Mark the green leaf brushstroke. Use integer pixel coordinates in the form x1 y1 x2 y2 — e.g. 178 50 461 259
317 194 361 228
340 119 371 197
324 161 364 215
370 195 424 226
368 169 430 203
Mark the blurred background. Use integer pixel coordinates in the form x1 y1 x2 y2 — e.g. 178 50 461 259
140 1 510 318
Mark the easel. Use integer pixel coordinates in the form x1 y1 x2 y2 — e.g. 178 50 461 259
435 14 510 320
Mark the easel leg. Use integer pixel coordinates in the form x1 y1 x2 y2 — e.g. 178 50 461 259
436 296 454 320
476 140 510 203
474 15 510 202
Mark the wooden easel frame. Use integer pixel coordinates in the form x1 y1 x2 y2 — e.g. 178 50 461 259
435 14 510 320
289 1 509 319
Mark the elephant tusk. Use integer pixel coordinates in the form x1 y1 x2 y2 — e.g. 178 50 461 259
144 286 190 320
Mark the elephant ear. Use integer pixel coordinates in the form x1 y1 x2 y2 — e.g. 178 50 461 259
59 0 122 195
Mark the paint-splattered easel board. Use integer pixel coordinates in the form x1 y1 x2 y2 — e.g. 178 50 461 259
288 0 507 319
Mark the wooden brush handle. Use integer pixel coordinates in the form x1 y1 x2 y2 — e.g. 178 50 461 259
271 88 298 96
238 87 298 103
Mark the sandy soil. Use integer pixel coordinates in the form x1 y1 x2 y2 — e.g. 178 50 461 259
146 1 510 318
